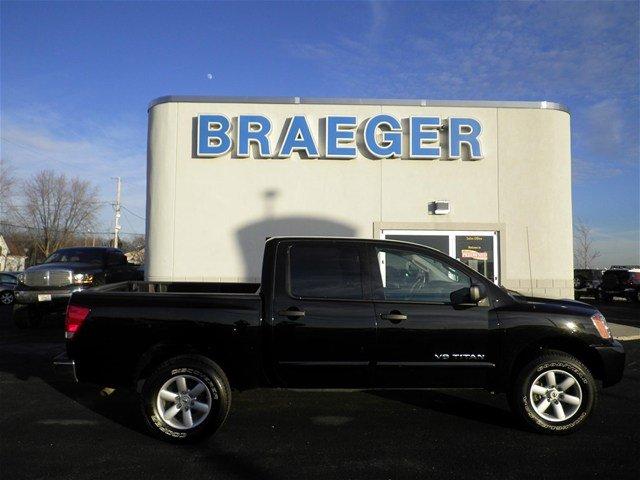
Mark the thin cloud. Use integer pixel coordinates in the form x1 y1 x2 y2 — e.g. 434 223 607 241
572 157 623 184
1 106 147 233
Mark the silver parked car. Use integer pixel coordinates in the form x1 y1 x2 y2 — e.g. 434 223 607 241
0 272 19 306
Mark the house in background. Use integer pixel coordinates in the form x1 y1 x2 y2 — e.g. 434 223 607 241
0 235 27 271
125 247 145 265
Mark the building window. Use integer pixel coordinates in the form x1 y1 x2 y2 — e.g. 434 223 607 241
382 230 499 284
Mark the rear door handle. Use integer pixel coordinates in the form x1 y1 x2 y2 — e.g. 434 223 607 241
278 308 306 318
380 312 407 323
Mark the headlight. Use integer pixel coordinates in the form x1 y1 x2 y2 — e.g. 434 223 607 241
591 312 611 339
17 273 25 283
73 273 94 285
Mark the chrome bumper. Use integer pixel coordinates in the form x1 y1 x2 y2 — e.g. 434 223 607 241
15 286 85 305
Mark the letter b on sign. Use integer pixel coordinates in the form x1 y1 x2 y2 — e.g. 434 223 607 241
198 115 232 156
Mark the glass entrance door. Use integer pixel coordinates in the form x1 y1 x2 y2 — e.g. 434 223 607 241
381 230 500 284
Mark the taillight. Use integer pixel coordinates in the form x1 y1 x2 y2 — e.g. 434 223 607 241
591 312 611 339
629 272 640 285
65 305 90 339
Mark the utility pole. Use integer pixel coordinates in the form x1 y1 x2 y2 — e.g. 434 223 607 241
112 177 122 248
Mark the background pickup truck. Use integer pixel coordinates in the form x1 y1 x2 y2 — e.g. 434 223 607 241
14 246 142 327
58 237 625 442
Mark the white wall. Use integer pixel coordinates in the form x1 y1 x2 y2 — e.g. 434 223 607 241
146 98 572 297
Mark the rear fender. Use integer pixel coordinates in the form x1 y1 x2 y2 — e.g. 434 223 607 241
134 343 232 391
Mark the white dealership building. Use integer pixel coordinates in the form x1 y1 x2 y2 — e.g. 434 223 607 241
145 96 573 298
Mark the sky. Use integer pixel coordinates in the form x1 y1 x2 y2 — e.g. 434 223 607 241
1 0 638 266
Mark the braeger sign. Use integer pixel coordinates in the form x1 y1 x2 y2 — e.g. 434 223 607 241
196 114 483 160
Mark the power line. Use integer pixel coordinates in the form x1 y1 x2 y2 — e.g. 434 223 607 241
0 221 144 236
8 201 112 208
121 205 145 220
121 209 136 233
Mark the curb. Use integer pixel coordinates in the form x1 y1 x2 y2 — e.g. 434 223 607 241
617 335 640 341
609 322 640 342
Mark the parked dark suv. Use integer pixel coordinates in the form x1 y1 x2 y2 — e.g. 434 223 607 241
599 265 640 303
13 246 143 327
573 269 603 300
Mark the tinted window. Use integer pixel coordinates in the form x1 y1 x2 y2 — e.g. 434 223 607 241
44 249 104 265
373 247 470 303
0 274 17 284
107 251 126 266
289 244 363 299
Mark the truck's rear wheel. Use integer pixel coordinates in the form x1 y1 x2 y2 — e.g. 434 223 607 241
140 355 231 442
509 351 596 434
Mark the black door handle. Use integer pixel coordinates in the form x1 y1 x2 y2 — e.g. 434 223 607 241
380 311 407 323
278 308 306 318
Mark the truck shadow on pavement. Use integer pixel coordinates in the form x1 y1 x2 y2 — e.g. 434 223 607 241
368 389 523 430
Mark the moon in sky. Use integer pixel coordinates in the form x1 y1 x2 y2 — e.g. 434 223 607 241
206 73 213 80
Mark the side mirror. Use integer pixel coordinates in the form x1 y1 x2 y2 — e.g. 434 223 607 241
470 284 487 303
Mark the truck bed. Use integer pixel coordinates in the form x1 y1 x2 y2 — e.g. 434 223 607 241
67 280 263 388
89 280 261 295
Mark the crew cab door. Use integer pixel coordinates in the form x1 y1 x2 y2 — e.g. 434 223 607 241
369 244 493 388
270 240 376 387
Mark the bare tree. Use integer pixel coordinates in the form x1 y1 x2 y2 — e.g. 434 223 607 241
15 170 100 257
574 218 601 269
119 234 145 264
0 158 16 222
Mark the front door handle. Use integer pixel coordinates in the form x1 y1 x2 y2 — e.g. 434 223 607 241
380 311 407 323
278 308 306 319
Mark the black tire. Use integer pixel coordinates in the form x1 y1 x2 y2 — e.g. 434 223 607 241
13 304 43 328
140 355 231 443
509 351 597 434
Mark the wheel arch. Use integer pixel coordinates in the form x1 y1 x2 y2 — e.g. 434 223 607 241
134 343 235 392
508 336 604 385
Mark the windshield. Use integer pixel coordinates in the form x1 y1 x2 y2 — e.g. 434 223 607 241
44 249 104 265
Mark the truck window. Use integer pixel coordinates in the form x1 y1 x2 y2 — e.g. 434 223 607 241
373 247 470 303
1 274 17 284
44 248 104 265
107 251 127 266
289 244 364 300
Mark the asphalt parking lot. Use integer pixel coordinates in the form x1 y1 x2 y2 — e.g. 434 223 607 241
1 301 638 480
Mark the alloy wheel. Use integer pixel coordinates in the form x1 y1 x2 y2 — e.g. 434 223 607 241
0 292 13 305
155 374 213 430
529 369 583 422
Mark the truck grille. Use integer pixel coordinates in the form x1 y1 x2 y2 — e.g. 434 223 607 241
24 270 73 287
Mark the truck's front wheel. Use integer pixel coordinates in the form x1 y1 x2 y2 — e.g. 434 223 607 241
141 355 231 442
509 351 597 434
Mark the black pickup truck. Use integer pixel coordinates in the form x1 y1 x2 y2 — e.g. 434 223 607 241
57 237 625 442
